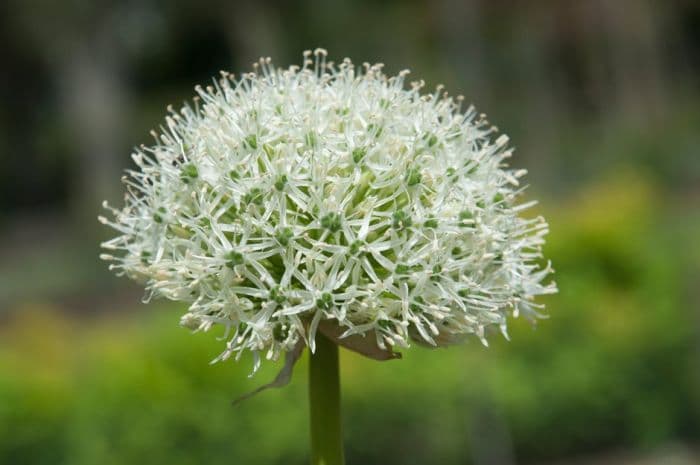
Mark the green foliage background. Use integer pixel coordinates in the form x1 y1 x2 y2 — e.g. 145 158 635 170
2 174 697 465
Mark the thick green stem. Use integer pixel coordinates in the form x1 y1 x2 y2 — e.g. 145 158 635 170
309 333 344 465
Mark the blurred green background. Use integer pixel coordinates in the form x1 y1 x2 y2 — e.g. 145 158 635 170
1 1 699 464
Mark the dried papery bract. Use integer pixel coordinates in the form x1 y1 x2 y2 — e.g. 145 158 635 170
100 49 557 373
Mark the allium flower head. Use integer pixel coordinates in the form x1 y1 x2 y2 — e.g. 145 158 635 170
100 49 556 371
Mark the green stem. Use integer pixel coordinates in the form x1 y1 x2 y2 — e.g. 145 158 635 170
309 333 345 465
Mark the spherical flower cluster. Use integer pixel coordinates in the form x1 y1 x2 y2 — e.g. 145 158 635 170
100 49 556 371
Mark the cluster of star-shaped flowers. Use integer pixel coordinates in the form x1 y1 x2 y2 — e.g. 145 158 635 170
100 49 556 371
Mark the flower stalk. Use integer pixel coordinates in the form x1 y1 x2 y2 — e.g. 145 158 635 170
309 333 344 465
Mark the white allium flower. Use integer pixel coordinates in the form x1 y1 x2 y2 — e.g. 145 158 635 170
100 49 556 371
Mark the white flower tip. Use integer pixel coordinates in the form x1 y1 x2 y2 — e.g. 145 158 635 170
500 324 511 341
495 134 509 147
